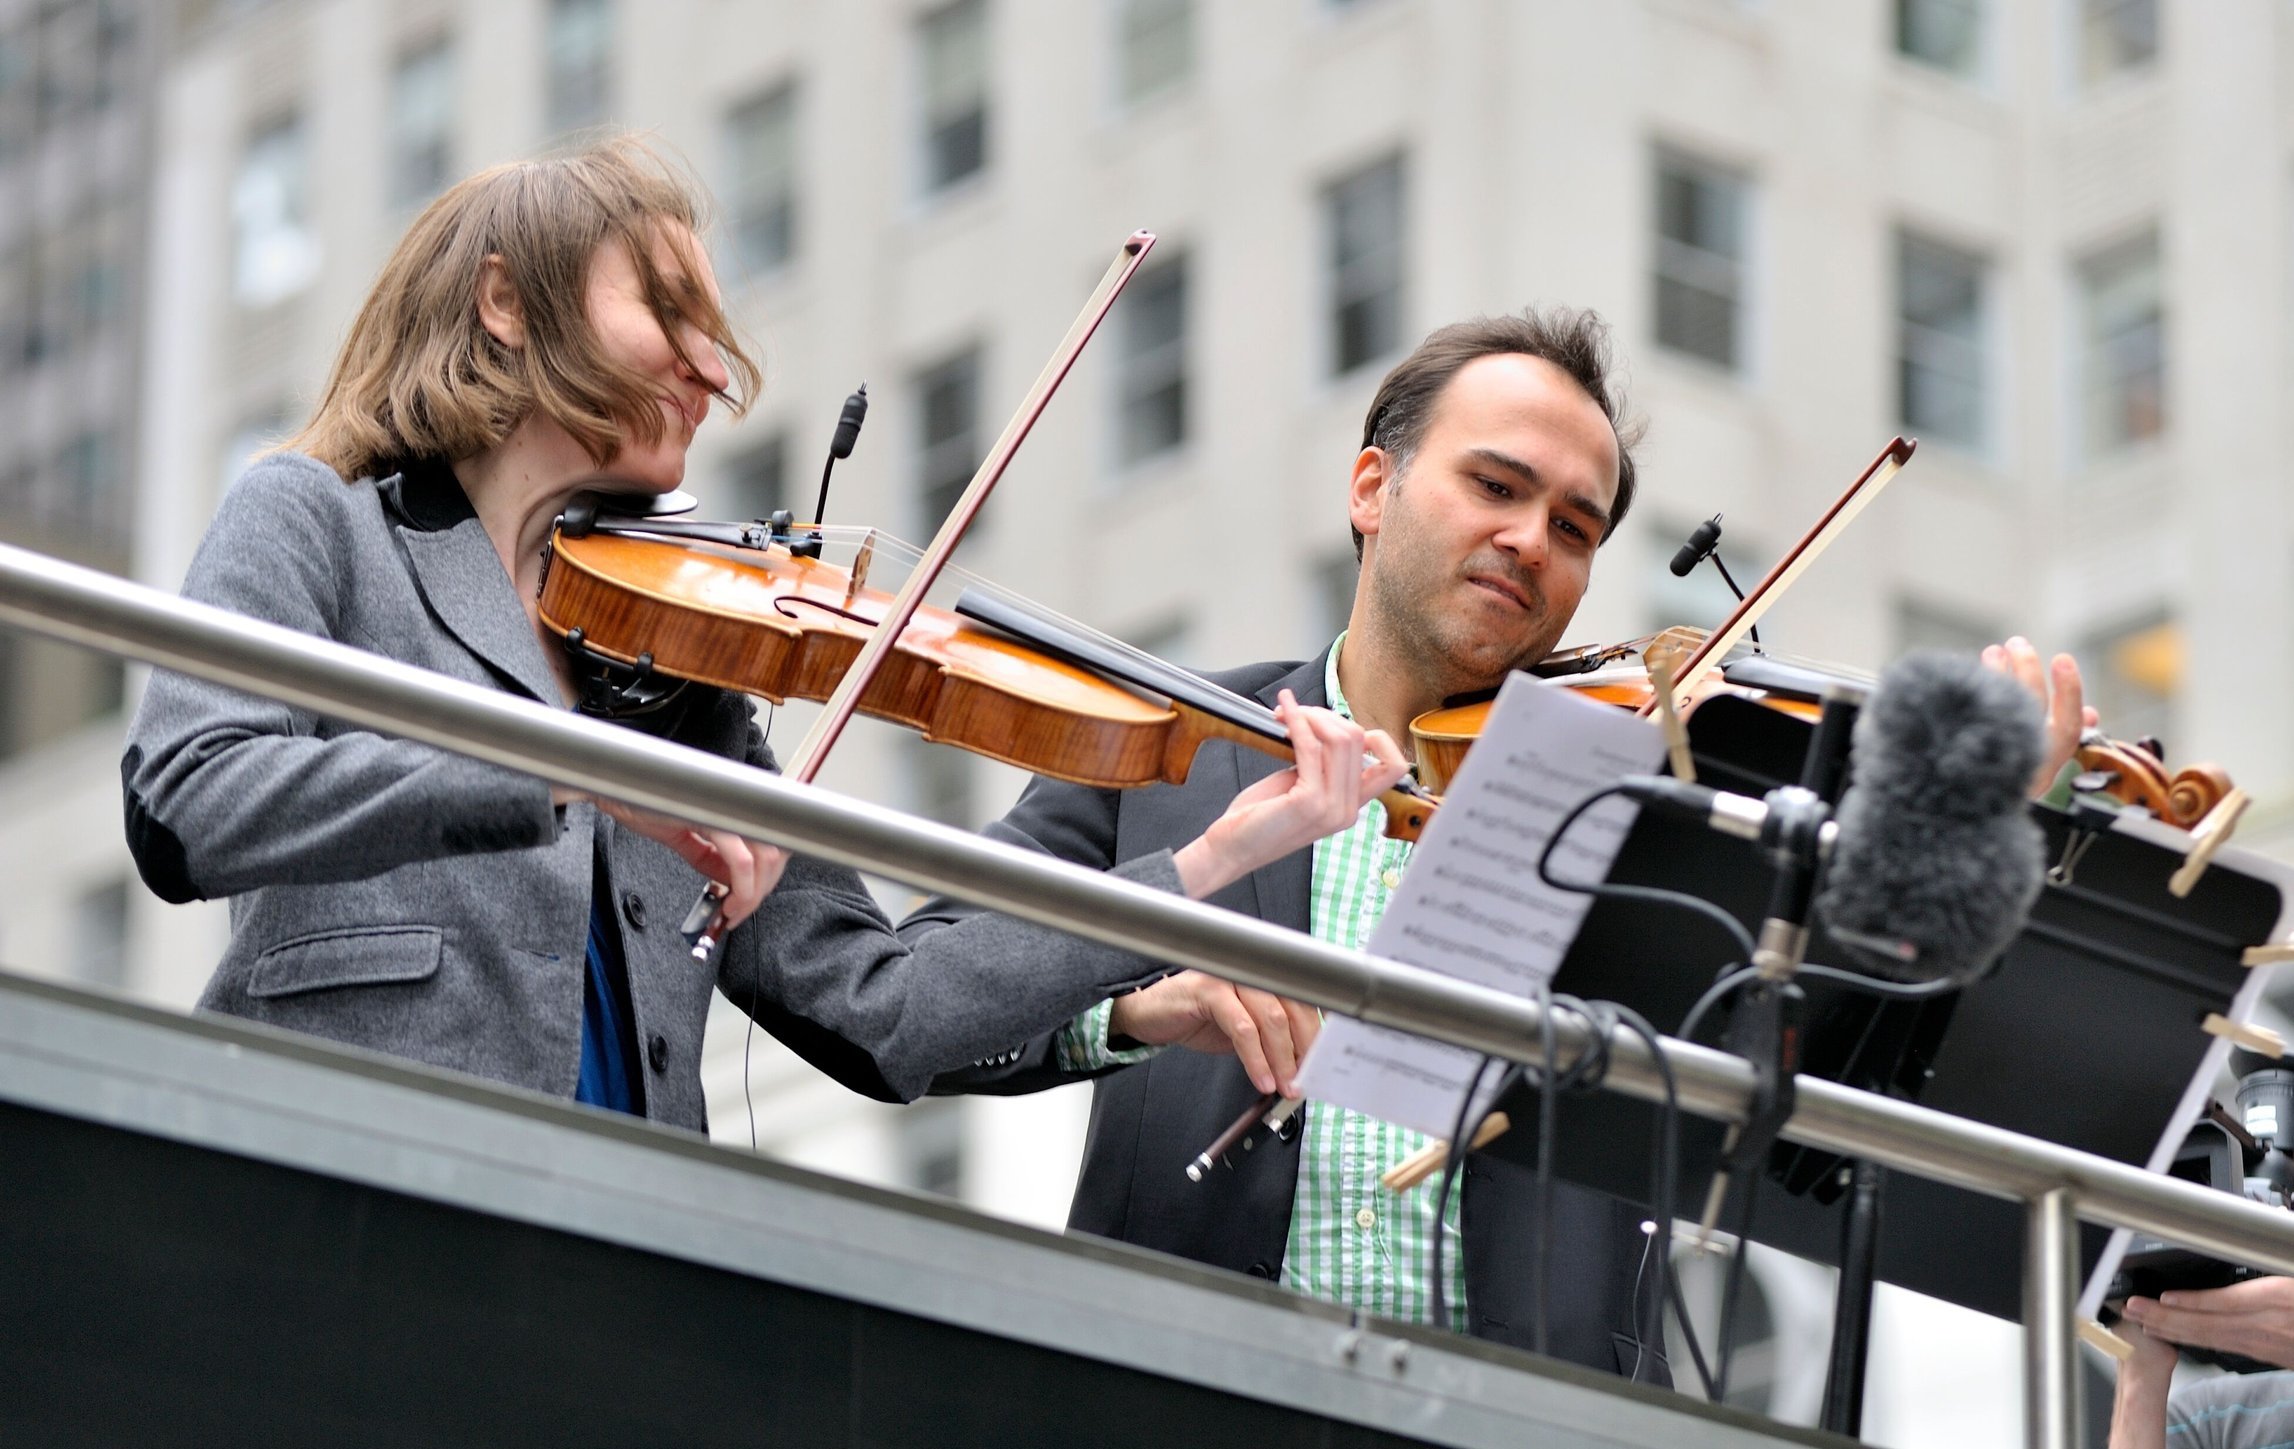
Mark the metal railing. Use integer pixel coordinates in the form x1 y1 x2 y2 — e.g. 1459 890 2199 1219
2 536 2286 1449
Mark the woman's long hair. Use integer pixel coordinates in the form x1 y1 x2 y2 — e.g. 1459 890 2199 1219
286 135 761 480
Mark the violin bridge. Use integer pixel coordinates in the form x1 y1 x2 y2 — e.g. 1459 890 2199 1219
842 530 877 610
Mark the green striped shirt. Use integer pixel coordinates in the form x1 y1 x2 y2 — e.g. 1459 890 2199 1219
1056 634 1467 1330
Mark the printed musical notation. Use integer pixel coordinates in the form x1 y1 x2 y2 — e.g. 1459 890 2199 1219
1292 674 1665 1138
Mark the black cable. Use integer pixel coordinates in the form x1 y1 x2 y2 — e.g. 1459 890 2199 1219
1667 1265 1719 1398
1679 961 1962 1047
1712 1169 1762 1404
1604 1001 1692 1387
1535 980 1559 1356
1710 552 1759 649
1536 784 1758 965
1427 1055 1496 1334
1678 965 1764 1047
1419 986 1710 1384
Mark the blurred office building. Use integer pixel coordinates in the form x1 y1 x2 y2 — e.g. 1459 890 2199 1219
0 0 2279 1436
0 0 158 992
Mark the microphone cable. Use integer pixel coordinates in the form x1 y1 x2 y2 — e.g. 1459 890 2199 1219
1422 984 1705 1389
1532 779 1966 1398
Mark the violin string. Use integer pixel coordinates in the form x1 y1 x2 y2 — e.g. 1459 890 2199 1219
803 526 1294 732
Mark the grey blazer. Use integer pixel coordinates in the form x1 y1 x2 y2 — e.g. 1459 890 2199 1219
123 453 1175 1131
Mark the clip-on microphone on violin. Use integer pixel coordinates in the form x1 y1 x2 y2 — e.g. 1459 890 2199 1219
1670 513 1759 650
679 382 873 958
785 383 869 561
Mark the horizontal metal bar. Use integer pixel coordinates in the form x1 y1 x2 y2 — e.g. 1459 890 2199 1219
6 539 2294 1276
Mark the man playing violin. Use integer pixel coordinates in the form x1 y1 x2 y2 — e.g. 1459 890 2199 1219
912 308 2096 1379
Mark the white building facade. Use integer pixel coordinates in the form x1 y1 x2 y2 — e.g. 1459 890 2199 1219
1 0 2282 1438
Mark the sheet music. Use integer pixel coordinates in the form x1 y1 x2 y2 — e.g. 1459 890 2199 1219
1292 673 1666 1138
2079 818 2294 1320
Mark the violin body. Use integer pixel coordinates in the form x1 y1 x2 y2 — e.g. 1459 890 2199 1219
1408 654 1829 794
539 524 1431 837
542 529 1202 786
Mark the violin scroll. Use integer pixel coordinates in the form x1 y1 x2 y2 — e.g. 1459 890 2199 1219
2071 731 2234 830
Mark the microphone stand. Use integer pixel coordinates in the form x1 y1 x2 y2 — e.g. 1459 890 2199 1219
1701 686 1863 1402
1763 682 1886 1441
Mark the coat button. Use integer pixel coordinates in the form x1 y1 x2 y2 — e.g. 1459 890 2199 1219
647 1034 668 1074
621 892 647 930
1247 1261 1275 1279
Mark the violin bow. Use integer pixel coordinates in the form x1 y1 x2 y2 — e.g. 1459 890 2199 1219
1641 436 1916 718
686 230 1158 957
784 231 1158 780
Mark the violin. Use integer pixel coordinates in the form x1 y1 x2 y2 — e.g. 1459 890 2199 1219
1401 432 2237 831
1407 626 1834 792
537 516 1435 838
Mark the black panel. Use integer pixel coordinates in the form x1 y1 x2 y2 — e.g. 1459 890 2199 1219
0 1103 1434 1448
1495 695 2278 1321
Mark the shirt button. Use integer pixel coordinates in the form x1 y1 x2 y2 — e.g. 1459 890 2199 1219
1355 1207 1377 1231
1380 869 1402 890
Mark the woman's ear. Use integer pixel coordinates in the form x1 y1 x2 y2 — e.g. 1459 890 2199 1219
475 255 526 349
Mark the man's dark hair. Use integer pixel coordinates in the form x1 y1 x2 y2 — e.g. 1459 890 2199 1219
1351 306 1641 560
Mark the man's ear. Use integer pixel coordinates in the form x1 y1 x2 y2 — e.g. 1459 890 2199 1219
475 255 526 350
1347 447 1391 550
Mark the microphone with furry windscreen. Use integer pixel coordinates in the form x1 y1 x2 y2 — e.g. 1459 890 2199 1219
1814 649 2047 986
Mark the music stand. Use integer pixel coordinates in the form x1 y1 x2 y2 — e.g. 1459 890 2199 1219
1481 695 2284 1422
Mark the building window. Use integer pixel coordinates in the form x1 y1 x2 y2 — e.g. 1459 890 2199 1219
724 84 798 279
914 346 983 535
1312 553 1357 648
70 877 129 988
908 739 975 829
0 30 28 164
2078 230 2165 461
232 115 319 308
2078 0 2157 85
1653 149 1750 372
722 432 787 521
388 40 455 210
1895 0 1982 77
1897 231 1989 453
896 1098 966 1197
52 429 115 533
1115 254 1187 467
1116 0 1192 108
1895 596 2001 656
218 409 288 500
0 243 24 375
0 636 124 765
917 0 989 195
1324 154 1406 377
545 0 613 136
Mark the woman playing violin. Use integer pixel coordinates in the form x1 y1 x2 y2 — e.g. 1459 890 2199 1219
121 136 1403 1129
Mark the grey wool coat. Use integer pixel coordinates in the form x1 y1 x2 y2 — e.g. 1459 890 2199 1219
122 452 1177 1130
